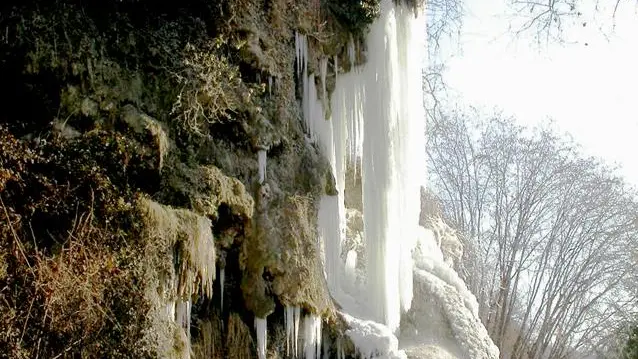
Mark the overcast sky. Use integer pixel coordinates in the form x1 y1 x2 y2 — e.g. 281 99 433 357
441 0 638 186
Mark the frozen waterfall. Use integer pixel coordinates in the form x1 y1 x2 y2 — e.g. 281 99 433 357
296 0 499 358
298 0 425 331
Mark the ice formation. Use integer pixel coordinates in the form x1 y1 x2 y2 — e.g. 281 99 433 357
341 313 407 359
303 315 322 359
258 148 267 184
285 306 302 357
295 0 499 358
297 0 424 331
345 250 358 290
255 317 268 359
219 267 225 310
403 226 499 358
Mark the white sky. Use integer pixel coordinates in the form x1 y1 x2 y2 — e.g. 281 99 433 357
442 0 638 186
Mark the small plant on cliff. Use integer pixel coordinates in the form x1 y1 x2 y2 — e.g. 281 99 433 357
171 40 263 136
322 0 380 35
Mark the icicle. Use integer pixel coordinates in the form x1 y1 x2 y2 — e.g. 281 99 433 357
219 268 225 310
347 34 356 67
175 299 191 341
297 0 426 335
303 315 322 359
255 317 268 359
268 76 273 96
294 306 301 358
167 300 176 321
285 306 300 358
322 331 330 359
257 148 267 184
345 250 358 290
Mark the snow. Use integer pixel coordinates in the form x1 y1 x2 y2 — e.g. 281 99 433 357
411 269 499 359
255 317 268 359
341 313 408 359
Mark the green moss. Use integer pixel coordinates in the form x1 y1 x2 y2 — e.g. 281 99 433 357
0 0 376 354
322 0 380 36
164 163 254 221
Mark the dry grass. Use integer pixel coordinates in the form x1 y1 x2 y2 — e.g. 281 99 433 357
192 318 224 359
226 313 254 359
171 41 263 135
35 210 114 337
194 166 255 219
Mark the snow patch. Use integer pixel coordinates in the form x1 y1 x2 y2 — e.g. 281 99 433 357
341 313 408 359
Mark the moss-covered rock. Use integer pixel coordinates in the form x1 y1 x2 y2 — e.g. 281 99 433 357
165 164 254 222
271 195 332 315
0 0 388 355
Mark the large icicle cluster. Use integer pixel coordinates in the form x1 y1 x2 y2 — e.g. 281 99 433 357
295 1 499 358
296 0 425 331
138 198 217 359
285 306 302 357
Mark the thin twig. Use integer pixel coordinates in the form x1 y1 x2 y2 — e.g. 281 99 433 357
0 196 31 268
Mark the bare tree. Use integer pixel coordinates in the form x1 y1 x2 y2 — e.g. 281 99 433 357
426 107 638 358
505 0 632 45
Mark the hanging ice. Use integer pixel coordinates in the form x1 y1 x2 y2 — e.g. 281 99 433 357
219 268 225 310
294 306 301 357
345 250 358 290
303 315 322 359
293 3 497 359
285 306 302 358
296 31 347 296
296 0 426 332
255 317 268 359
175 299 191 339
258 148 267 184
359 0 427 330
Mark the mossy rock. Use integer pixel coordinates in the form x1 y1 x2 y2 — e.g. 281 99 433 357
163 162 254 223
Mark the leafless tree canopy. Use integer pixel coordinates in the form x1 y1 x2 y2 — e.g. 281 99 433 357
426 107 638 358
507 0 629 44
426 0 463 53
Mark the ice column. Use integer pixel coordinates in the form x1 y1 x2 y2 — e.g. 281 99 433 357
296 31 347 295
255 317 268 359
219 268 225 310
359 0 426 331
303 315 322 359
295 0 427 335
257 147 267 184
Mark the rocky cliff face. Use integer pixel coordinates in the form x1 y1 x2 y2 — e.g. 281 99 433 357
0 1 500 359
0 0 376 357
